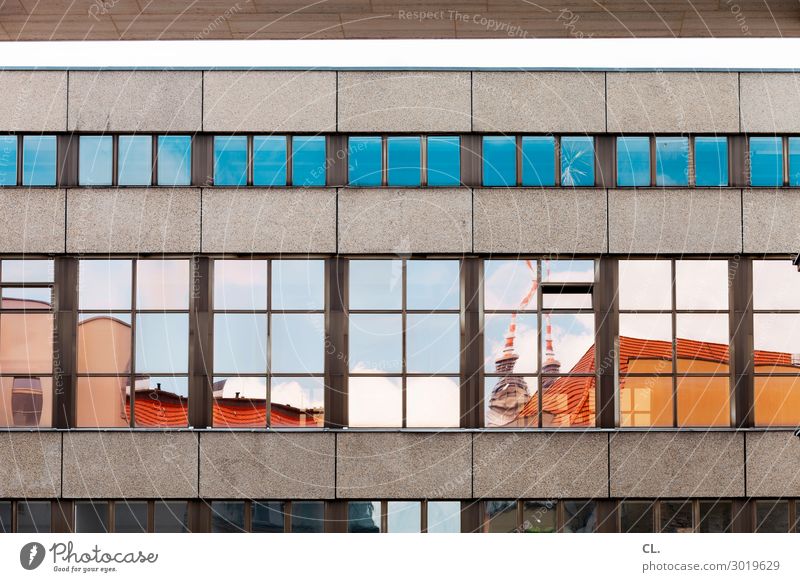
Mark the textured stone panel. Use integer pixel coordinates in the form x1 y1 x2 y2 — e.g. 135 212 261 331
741 73 800 132
745 432 800 497
0 71 67 131
743 188 800 253
0 188 65 253
0 432 61 498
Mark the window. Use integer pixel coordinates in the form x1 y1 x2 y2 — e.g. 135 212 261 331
484 259 596 428
347 501 458 533
22 135 56 186
348 135 460 187
114 501 149 533
521 136 555 187
76 259 190 428
482 135 516 186
118 135 152 186
0 259 54 428
387 501 422 533
75 501 109 533
292 136 326 187
0 501 10 532
16 501 51 533
0 135 17 186
618 260 731 427
348 259 460 428
750 136 783 187
154 501 189 532
426 136 460 186
619 501 655 533
214 135 248 186
695 136 728 187
661 500 694 533
616 136 650 187
156 135 191 186
387 136 421 186
78 135 113 186
483 500 594 533
212 501 246 533
72 501 189 532
212 259 324 428
253 136 287 186
348 501 381 533
755 500 789 533
348 136 382 186
753 260 800 426
790 137 800 187
560 136 594 186
655 136 689 186
427 501 461 533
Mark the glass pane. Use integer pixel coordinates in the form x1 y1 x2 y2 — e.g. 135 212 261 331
348 376 402 427
214 313 267 374
349 260 402 310
484 259 538 311
17 501 51 533
619 376 674 427
563 501 596 533
483 500 517 533
292 136 326 187
676 260 729 309
546 259 594 283
655 136 689 186
118 135 152 186
212 501 246 533
212 376 267 428
754 376 800 427
291 501 324 533
77 312 131 374
522 501 557 533
348 136 382 186
253 136 287 186
252 501 285 533
521 136 555 186
22 135 56 186
348 501 381 533
2 287 51 308
0 135 17 185
114 501 148 533
695 136 728 187
136 260 189 310
0 376 52 428
485 313 538 373
698 501 731 533
661 500 693 533
484 375 537 428
387 501 421 533
154 501 188 532
753 260 800 310
427 501 461 533
676 376 730 427
427 135 460 186
135 313 189 373
387 136 421 186
156 135 191 186
482 136 516 186
407 260 459 310
544 313 594 373
75 501 108 533
349 314 402 373
271 377 323 428
676 314 730 373
78 135 112 185
618 260 671 310
214 260 268 310
561 136 594 186
620 501 654 533
0 313 54 373
75 376 130 428
271 313 324 373
0 501 10 532
542 292 592 309
617 136 650 187
271 259 324 310
133 376 188 428
214 135 248 186
791 137 800 187
542 376 596 427
750 136 783 187
2 259 53 283
407 314 459 373
79 260 132 310
754 314 800 371
406 376 460 427
755 500 788 533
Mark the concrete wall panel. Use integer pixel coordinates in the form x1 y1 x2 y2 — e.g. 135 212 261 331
0 189 65 253
0 432 61 498
741 73 800 132
743 188 800 253
0 71 67 131
745 432 800 497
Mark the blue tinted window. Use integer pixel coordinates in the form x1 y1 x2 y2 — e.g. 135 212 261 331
292 136 326 187
655 137 689 187
617 136 650 187
79 136 113 186
118 135 152 186
694 137 728 187
426 136 460 186
253 136 287 186
521 136 555 186
561 136 594 186
157 136 191 186
0 136 17 186
214 136 247 187
482 136 516 186
789 138 800 187
348 136 382 186
22 135 56 186
387 136 421 186
750 137 783 187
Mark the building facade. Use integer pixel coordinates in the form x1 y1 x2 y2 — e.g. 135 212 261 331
0 68 800 533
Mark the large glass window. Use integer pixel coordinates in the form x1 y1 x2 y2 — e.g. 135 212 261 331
521 136 555 187
16 501 51 533
348 136 382 186
22 135 56 186
214 135 248 187
291 136 326 187
750 136 783 187
348 501 458 533
560 136 594 186
212 259 324 428
0 259 54 428
483 500 595 533
156 135 191 186
387 136 421 186
78 135 113 186
655 136 689 186
76 259 190 428
253 136 287 186
790 137 800 187
482 136 516 186
618 260 731 427
616 136 650 187
426 136 460 186
753 260 800 426
694 136 728 187
75 501 109 533
484 259 596 428
118 135 152 186
0 135 18 186
348 259 460 427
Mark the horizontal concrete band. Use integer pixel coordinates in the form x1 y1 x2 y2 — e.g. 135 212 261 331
3 70 800 132
0 431 796 499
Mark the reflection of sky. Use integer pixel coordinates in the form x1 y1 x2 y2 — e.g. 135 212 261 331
22 135 56 186
348 136 382 186
754 314 800 353
521 136 555 187
675 261 728 309
484 313 538 373
427 501 461 533
349 376 401 426
118 135 152 186
406 260 459 310
272 377 324 410
426 136 460 187
619 261 671 310
214 260 268 310
349 260 402 309
545 259 594 282
137 376 188 397
349 314 402 372
2 260 54 283
482 136 516 187
79 260 132 310
753 261 800 310
0 135 17 186
546 313 594 371
616 136 650 187
135 313 189 373
272 260 324 310
484 260 537 310
136 260 189 309
292 136 326 187
271 313 323 373
676 314 728 344
387 136 421 187
214 136 248 187
406 376 459 427
214 376 267 399
79 136 113 186
655 137 689 187
253 136 287 186
406 314 459 373
2 287 52 307
387 501 421 533
214 313 267 373
620 313 671 342
157 135 191 186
